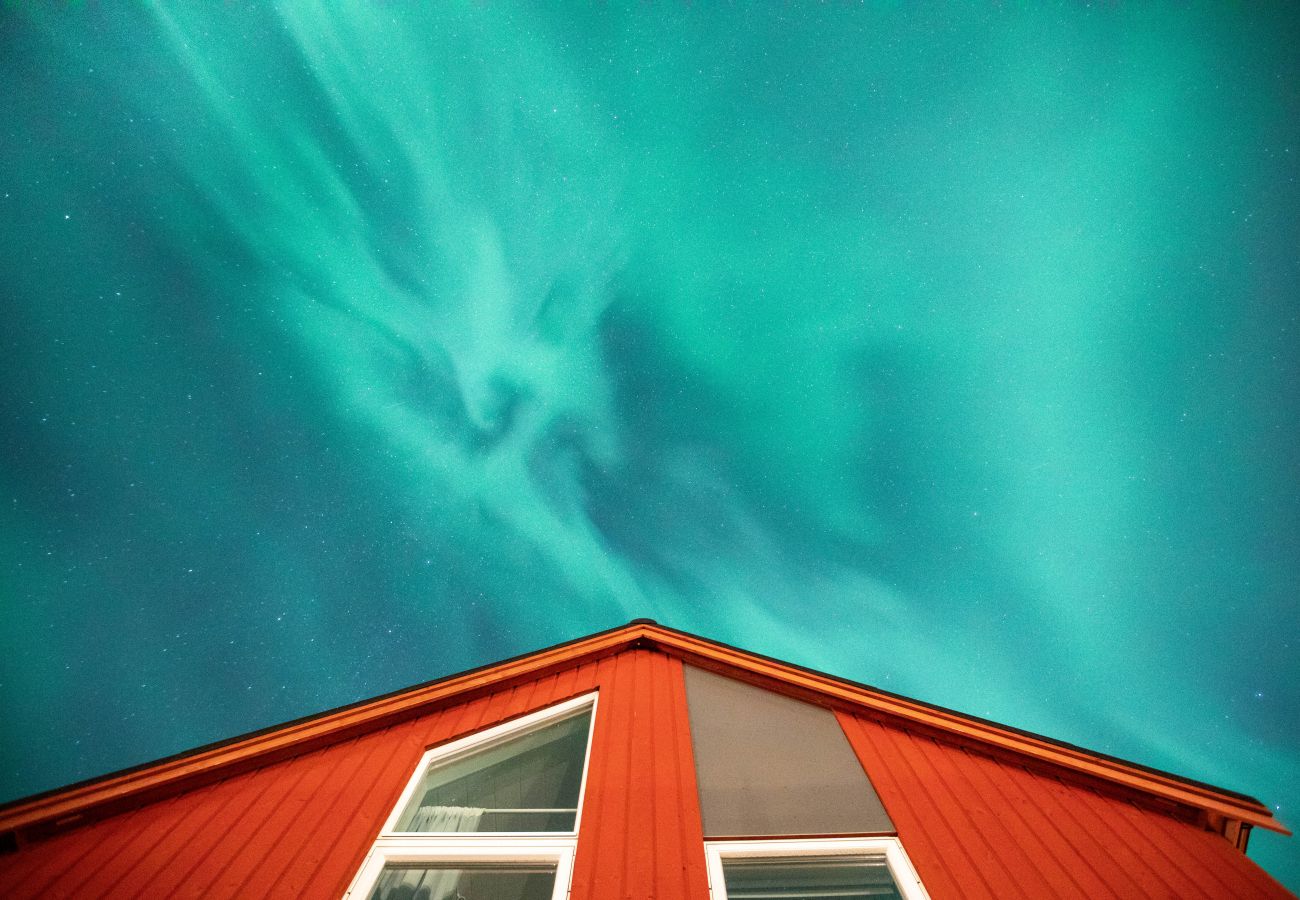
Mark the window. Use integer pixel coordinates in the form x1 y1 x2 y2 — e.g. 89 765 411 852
683 665 894 837
344 694 597 900
705 838 930 900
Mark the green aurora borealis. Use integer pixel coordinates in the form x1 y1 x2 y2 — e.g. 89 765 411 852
2 3 1298 886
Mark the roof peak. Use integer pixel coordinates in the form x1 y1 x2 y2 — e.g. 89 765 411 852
0 618 1286 845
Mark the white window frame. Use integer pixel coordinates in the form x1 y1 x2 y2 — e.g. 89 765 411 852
342 692 599 900
704 837 931 900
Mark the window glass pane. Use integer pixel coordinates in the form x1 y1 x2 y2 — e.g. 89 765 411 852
722 855 904 900
397 709 591 833
367 864 556 900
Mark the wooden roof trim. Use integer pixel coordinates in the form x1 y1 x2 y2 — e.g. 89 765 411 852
0 623 635 839
637 625 1288 835
0 620 1287 840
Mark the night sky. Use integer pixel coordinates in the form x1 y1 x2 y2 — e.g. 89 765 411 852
2 3 1297 887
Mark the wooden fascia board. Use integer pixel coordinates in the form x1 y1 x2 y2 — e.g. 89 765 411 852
0 625 641 839
637 626 1289 835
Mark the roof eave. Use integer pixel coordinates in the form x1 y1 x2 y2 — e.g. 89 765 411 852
634 624 1287 836
0 621 638 841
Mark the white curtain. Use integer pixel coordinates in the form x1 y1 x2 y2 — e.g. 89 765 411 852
370 809 483 900
370 865 463 900
405 804 485 833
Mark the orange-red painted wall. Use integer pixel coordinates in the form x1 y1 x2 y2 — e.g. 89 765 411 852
0 649 1292 899
838 711 1295 900
570 648 709 898
0 649 710 900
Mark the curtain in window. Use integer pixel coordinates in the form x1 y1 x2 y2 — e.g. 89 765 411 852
368 866 460 900
367 865 556 900
404 805 485 833
397 710 590 832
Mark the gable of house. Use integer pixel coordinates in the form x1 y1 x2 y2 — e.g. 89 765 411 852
0 622 1291 899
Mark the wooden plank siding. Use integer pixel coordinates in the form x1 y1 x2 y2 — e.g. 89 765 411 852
838 711 1296 900
0 624 1291 899
0 649 711 899
2 621 1282 843
569 649 710 900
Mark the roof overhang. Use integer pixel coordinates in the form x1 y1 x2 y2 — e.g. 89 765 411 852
0 620 1287 847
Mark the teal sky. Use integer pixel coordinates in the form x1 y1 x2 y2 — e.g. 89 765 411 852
2 3 1297 887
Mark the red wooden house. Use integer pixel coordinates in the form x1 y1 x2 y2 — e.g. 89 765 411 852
0 619 1292 899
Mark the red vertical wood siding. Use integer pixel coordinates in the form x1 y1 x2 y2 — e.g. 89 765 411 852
1 644 1290 899
0 649 709 899
569 649 710 900
838 711 1295 900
